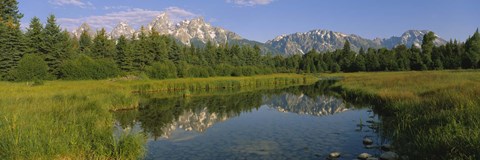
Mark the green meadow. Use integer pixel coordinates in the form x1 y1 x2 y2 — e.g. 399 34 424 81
2 71 480 159
326 70 480 159
0 74 316 160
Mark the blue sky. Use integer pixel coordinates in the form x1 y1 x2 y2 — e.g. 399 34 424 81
18 0 480 42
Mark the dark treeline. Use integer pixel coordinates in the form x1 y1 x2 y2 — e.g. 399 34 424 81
288 32 480 73
1 0 480 81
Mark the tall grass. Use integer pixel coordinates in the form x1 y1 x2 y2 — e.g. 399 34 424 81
325 70 480 159
0 74 315 159
128 74 317 93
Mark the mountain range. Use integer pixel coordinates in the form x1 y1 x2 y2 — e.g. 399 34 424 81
267 29 447 55
71 12 447 56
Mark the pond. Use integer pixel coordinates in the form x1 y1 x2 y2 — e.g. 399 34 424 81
113 82 390 159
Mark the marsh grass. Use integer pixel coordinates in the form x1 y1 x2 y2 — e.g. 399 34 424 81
326 70 480 159
0 74 315 159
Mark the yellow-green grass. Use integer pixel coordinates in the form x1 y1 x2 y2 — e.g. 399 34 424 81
323 70 480 159
0 74 317 160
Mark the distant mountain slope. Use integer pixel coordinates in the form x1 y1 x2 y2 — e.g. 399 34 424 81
266 29 447 56
377 30 448 49
71 12 279 54
71 16 447 56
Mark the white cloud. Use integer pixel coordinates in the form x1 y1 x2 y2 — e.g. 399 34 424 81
227 0 274 6
49 0 94 9
104 5 130 10
164 7 198 22
57 7 199 31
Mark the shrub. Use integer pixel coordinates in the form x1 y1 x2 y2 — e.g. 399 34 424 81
214 64 234 76
240 66 257 76
231 67 243 77
60 55 121 80
10 54 52 81
331 63 341 73
187 66 211 78
176 61 190 78
146 61 177 79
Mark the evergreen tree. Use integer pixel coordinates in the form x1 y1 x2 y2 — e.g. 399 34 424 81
204 41 216 65
378 48 398 71
25 16 44 54
432 46 444 70
340 40 355 72
409 45 427 70
464 29 480 68
42 14 64 76
365 48 380 71
116 35 133 71
330 63 341 73
443 40 462 69
394 45 411 71
421 31 436 69
132 27 150 70
57 30 75 60
92 28 115 59
79 29 92 55
168 40 181 64
148 29 168 62
0 19 25 79
0 0 23 24
351 54 366 72
359 47 365 55
301 49 318 73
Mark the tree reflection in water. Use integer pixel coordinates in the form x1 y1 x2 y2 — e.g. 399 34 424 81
113 80 351 140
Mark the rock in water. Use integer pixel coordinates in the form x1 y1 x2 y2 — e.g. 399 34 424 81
363 138 373 145
380 151 399 160
329 151 341 158
364 145 379 149
381 144 393 151
358 153 372 160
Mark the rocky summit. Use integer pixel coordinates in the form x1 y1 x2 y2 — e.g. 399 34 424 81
110 21 136 39
71 22 95 38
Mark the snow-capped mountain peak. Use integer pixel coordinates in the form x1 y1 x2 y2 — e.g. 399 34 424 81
72 22 95 38
266 29 448 56
110 21 135 39
147 12 174 35
71 12 246 46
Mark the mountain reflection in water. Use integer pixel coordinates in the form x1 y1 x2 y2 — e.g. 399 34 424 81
113 81 387 159
114 81 351 140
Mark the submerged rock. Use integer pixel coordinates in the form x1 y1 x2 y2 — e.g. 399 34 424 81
363 138 373 145
368 125 379 130
381 144 393 151
329 151 341 158
358 153 372 160
380 151 399 160
364 145 379 149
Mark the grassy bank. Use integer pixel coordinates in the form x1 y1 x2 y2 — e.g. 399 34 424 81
325 70 480 159
0 74 316 160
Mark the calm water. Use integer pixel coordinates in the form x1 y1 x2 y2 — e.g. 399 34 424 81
114 82 389 159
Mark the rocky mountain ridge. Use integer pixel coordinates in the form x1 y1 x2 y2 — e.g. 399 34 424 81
267 29 448 56
73 12 244 46
71 13 448 56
